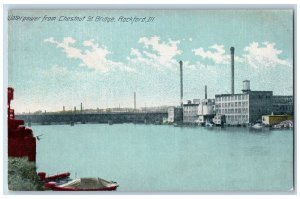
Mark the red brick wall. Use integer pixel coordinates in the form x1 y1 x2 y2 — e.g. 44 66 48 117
8 87 36 162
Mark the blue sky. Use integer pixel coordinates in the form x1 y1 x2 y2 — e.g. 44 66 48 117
8 10 293 113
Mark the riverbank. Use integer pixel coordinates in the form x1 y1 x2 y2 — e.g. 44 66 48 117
8 157 44 191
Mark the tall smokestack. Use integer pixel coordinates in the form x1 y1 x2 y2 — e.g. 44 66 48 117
230 47 235 94
80 103 83 112
134 92 136 110
205 85 207 99
179 60 183 107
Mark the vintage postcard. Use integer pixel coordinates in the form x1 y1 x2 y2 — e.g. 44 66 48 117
6 8 294 192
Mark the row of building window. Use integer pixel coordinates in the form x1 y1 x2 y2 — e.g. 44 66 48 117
183 110 198 115
216 95 248 102
216 102 248 108
249 95 272 100
226 115 248 121
274 105 293 111
183 107 198 110
272 96 293 103
216 108 249 114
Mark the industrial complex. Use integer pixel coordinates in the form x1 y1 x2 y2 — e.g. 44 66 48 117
168 47 294 126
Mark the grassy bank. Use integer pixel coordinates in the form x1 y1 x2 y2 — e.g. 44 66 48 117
8 157 44 191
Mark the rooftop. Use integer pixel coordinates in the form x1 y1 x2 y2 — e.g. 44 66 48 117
215 90 273 97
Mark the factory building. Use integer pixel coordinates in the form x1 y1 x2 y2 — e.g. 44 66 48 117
272 95 293 115
215 80 293 125
213 47 293 125
215 80 273 125
169 47 293 126
214 93 248 125
197 86 215 124
197 99 215 124
167 106 183 123
183 100 200 124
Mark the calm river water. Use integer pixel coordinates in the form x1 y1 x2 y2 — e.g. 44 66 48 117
31 124 293 192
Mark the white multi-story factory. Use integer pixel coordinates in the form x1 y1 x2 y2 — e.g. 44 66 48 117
215 80 273 125
168 48 293 126
213 47 293 125
214 80 293 125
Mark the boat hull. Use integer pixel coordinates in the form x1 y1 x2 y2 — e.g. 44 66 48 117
45 177 118 191
51 186 117 191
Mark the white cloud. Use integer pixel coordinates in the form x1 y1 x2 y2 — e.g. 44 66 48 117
192 42 290 69
128 36 181 70
83 39 96 47
243 42 290 68
44 37 135 73
46 37 290 75
45 36 184 73
139 36 181 59
189 38 193 41
130 48 142 57
192 44 231 64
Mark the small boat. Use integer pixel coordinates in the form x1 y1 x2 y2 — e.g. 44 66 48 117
45 177 118 191
252 123 263 129
38 172 71 182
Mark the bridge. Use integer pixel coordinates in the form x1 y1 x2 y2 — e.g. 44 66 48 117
15 111 168 125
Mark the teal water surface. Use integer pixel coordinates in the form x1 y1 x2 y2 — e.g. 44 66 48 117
31 124 293 192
